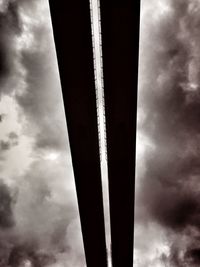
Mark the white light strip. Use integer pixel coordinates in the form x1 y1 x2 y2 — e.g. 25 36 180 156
89 0 111 264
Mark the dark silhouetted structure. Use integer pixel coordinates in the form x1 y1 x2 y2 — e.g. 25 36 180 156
49 0 140 266
49 1 108 267
100 0 140 266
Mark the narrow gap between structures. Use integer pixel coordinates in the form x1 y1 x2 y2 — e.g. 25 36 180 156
89 0 112 266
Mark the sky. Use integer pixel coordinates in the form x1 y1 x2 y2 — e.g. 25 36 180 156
0 0 87 266
135 0 200 266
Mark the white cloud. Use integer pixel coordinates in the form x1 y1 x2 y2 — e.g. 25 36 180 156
134 223 170 267
0 0 85 265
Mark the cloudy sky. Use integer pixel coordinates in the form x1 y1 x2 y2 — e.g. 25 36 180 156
0 0 87 266
135 0 200 266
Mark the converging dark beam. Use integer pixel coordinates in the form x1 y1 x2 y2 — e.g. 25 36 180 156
48 1 108 266
100 0 140 266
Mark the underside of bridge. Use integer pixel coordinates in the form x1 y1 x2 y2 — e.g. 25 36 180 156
100 1 140 266
49 0 140 266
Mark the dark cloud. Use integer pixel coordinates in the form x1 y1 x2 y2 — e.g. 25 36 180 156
8 132 19 146
0 114 6 122
0 134 19 151
0 242 57 267
185 248 200 265
0 180 14 228
0 140 10 151
0 0 22 91
136 0 200 265
8 132 18 140
8 245 56 267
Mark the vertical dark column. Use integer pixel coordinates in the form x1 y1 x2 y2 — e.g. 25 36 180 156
48 1 107 267
100 0 140 266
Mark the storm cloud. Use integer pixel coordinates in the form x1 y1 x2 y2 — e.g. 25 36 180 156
0 0 85 266
0 180 14 228
0 0 69 152
135 0 200 266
